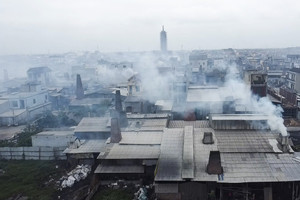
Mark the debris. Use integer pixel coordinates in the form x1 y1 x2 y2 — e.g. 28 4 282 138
59 164 91 189
134 187 148 200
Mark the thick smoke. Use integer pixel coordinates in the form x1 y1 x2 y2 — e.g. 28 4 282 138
223 64 287 136
135 54 175 102
96 65 135 85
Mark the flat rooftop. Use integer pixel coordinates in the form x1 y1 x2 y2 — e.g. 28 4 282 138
74 117 110 133
210 114 269 121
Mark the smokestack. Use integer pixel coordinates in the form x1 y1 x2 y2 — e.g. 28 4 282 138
115 90 122 112
110 118 122 143
277 133 290 153
111 90 128 127
207 151 223 175
76 74 84 100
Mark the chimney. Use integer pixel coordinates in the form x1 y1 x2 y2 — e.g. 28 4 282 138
110 118 122 143
115 90 122 112
76 74 84 99
277 134 290 153
207 151 223 175
203 132 214 144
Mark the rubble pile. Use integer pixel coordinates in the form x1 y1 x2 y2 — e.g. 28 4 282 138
59 164 91 189
103 180 153 200
134 187 148 200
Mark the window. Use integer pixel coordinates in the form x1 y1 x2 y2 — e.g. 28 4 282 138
136 85 140 92
33 99 36 104
12 101 18 107
129 86 132 95
291 83 295 90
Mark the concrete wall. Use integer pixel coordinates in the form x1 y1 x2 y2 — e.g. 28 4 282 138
8 91 49 109
0 100 9 114
32 134 75 147
0 146 66 160
210 119 269 130
27 103 51 119
0 111 27 126
74 131 110 140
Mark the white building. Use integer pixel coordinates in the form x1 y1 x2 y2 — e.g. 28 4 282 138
0 90 51 126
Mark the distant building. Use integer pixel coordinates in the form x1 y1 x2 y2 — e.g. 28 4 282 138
244 70 267 97
189 52 208 71
287 54 300 68
286 68 300 93
160 26 167 52
127 74 142 96
0 90 51 126
27 66 51 85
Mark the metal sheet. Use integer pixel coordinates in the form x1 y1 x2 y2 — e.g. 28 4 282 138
155 128 184 181
182 126 194 179
74 117 110 132
168 120 210 128
105 144 160 159
120 132 162 145
94 164 144 174
64 139 106 154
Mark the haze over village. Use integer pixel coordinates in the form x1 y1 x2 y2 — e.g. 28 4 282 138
1 1 300 200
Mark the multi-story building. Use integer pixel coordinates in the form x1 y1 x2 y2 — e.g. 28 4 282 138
286 68 300 93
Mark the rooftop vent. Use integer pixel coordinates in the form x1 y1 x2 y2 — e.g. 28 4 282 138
135 121 141 128
207 151 223 175
203 132 214 144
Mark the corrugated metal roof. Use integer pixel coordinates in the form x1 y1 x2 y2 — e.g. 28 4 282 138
182 126 194 179
127 113 169 119
267 153 300 182
215 130 276 153
63 139 106 154
94 164 144 174
120 132 162 145
193 128 218 182
155 126 300 183
210 114 269 121
104 144 160 159
70 98 112 106
36 131 73 136
125 119 168 132
155 128 184 181
168 120 210 128
74 117 110 133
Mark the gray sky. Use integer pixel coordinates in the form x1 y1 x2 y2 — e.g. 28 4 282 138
1 0 300 55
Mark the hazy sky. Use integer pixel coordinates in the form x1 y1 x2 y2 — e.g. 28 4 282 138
1 0 300 55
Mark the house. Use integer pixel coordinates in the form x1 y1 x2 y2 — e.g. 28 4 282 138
0 90 51 126
286 68 300 93
27 66 52 85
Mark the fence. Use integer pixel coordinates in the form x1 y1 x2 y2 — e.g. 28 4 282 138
0 146 67 160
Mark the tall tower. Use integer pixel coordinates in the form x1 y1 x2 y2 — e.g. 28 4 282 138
160 26 167 52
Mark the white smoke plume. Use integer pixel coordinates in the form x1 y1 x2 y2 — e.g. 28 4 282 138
134 54 175 102
223 63 287 136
